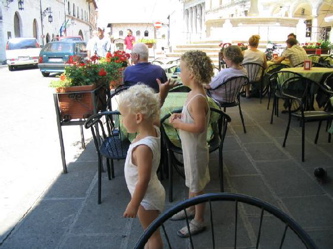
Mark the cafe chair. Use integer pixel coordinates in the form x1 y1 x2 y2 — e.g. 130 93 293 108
169 84 191 92
108 85 130 110
265 63 291 110
242 62 265 102
268 71 304 124
160 108 231 202
218 43 231 70
208 76 249 133
84 111 130 204
281 77 333 162
134 193 318 249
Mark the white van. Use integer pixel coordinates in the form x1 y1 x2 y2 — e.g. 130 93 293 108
6 38 41 71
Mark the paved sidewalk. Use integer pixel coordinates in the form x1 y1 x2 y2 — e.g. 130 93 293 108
1 96 332 249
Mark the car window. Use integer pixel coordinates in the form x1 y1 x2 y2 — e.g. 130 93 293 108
76 43 87 53
8 39 38 50
43 42 73 52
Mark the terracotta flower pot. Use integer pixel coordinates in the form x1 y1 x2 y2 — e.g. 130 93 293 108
55 84 107 120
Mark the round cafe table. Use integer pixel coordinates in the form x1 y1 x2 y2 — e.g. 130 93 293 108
280 67 333 84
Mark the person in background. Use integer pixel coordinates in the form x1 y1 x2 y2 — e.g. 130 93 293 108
123 43 167 93
272 37 308 67
86 30 98 58
120 84 165 249
204 45 247 101
169 50 213 238
242 35 267 98
288 33 297 40
88 27 110 57
124 29 135 53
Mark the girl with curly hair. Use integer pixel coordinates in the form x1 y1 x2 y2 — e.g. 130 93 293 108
169 50 214 238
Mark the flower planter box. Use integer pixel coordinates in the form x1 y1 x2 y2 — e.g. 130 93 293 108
55 84 107 120
304 48 329 55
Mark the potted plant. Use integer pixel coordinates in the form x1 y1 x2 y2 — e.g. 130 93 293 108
302 40 332 54
50 50 130 120
136 38 157 48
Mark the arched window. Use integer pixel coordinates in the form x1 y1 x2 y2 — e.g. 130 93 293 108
33 19 38 39
73 3 75 17
119 30 123 36
0 7 3 21
68 2 71 15
14 12 21 37
77 6 79 18
136 30 140 36
144 30 149 37
81 9 83 20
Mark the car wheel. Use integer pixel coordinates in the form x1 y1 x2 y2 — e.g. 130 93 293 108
42 72 50 77
8 66 14 71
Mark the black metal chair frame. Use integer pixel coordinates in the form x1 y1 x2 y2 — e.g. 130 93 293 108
209 75 249 133
242 62 266 103
134 193 318 249
84 110 130 204
268 71 304 124
281 77 333 162
160 108 231 202
265 63 291 110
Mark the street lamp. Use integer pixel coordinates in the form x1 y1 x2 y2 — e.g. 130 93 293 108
48 14 53 23
42 7 53 23
40 5 53 46
18 0 24 10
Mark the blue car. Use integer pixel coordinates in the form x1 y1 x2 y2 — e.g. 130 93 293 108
38 41 87 77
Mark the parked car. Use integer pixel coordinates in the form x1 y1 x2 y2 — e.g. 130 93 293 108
59 36 83 42
38 41 87 77
5 37 41 71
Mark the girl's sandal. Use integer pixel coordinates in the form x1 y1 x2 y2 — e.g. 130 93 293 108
177 219 206 238
170 209 195 221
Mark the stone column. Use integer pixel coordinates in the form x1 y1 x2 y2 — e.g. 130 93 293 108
189 7 193 35
194 6 197 35
248 0 259 16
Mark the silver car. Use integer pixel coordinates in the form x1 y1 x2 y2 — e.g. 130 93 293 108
6 38 41 71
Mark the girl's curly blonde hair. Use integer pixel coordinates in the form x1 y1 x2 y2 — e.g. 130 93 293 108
118 84 160 122
181 50 214 84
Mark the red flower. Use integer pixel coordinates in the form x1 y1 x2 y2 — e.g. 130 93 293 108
91 55 99 63
98 68 107 76
60 74 66 81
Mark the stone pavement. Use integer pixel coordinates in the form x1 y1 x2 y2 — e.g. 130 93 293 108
1 95 332 249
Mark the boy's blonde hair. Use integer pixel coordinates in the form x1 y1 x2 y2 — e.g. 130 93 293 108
180 50 214 84
118 84 160 121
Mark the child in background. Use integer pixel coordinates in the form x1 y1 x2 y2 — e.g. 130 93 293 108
169 50 214 238
119 84 165 249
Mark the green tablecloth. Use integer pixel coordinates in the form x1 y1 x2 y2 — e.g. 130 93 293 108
267 60 291 69
280 67 333 84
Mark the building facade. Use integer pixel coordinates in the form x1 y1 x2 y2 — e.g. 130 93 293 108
0 0 98 63
173 0 333 44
